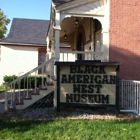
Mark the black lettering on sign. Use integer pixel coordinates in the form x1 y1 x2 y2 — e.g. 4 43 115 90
61 74 67 83
95 85 102 93
83 75 90 83
70 66 76 73
102 95 109 103
91 66 98 73
68 75 75 83
88 85 94 93
81 94 87 103
76 75 83 83
102 75 109 84
66 94 110 104
66 94 73 102
94 75 102 84
84 66 91 73
74 94 80 102
77 66 83 73
89 75 94 83
81 85 87 93
110 75 116 84
73 84 80 93
94 95 101 103
88 95 94 103
99 66 106 74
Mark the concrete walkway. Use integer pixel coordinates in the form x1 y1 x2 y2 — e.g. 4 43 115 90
0 92 5 114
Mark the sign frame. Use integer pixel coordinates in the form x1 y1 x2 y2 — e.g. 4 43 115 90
55 61 121 114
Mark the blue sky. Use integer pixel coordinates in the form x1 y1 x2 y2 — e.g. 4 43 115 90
1 0 51 35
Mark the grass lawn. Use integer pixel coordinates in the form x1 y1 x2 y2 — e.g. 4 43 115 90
0 119 140 140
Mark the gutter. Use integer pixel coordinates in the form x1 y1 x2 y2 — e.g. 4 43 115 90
0 42 47 47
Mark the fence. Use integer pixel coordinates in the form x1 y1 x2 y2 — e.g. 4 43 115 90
120 80 140 114
60 50 103 62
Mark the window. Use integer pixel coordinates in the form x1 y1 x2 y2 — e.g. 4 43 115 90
38 48 46 74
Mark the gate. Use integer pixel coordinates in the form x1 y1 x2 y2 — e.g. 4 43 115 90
120 80 140 114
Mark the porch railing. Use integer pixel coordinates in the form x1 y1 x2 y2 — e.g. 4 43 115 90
60 50 103 62
120 80 140 114
4 57 55 111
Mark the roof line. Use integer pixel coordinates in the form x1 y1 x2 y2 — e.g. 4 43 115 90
0 42 47 47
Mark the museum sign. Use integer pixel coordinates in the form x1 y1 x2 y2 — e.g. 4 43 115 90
55 61 121 113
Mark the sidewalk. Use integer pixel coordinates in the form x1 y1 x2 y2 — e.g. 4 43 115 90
0 92 5 114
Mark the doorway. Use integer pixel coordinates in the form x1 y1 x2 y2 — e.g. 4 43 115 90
77 33 84 60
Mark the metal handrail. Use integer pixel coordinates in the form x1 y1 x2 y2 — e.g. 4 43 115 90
5 57 55 111
9 57 55 85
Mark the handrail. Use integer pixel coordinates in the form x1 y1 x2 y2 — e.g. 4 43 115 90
4 57 55 110
9 57 55 85
60 50 103 54
121 79 140 83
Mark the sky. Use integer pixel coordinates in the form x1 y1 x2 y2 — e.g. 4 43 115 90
0 0 51 35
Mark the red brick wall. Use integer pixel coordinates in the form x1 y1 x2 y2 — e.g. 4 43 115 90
109 0 140 80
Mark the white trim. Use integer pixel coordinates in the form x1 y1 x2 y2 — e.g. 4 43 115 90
0 42 46 47
61 12 104 17
53 25 61 31
55 0 99 11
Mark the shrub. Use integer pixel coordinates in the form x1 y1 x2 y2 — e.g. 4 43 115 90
3 75 18 83
3 75 46 89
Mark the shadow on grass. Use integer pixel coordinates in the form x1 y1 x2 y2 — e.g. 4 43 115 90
0 119 54 132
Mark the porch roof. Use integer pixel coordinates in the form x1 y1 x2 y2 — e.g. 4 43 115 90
0 18 50 46
52 0 75 6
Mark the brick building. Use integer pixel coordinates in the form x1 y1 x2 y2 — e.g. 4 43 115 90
109 1 140 80
46 0 140 80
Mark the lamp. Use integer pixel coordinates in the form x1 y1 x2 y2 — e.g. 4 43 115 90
64 30 67 41
74 17 79 27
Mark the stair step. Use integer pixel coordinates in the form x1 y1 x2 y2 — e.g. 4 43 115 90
23 97 32 100
39 87 48 90
22 94 31 99
15 86 54 110
46 82 54 86
31 89 40 95
14 98 24 105
8 106 16 111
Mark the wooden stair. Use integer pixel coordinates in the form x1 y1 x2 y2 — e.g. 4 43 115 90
14 85 54 110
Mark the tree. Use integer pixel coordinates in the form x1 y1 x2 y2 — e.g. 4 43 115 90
0 9 10 39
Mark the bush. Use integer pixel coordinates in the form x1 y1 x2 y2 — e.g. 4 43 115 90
3 75 18 83
0 84 5 93
3 75 46 89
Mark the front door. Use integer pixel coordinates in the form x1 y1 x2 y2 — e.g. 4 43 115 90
77 33 84 60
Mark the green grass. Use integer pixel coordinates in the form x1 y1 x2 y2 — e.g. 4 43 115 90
0 119 140 140
0 84 5 93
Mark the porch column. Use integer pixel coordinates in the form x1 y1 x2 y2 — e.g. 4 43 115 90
46 37 52 77
54 11 61 108
102 30 109 62
46 37 50 60
50 37 55 80
54 11 61 79
102 0 110 62
51 37 55 57
54 31 60 62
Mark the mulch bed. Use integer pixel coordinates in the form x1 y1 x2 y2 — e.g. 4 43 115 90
0 107 140 122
